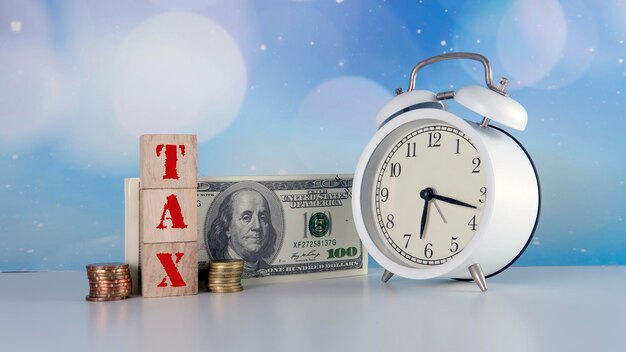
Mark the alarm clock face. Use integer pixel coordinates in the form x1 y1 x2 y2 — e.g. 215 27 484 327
361 114 488 270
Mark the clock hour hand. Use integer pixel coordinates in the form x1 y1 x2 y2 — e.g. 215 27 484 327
420 198 429 240
430 193 477 209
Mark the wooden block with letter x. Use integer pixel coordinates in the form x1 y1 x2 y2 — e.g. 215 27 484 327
141 241 198 298
140 134 197 189
140 188 197 244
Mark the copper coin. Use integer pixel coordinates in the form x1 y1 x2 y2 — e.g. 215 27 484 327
87 273 131 279
85 295 128 302
89 292 131 297
88 288 131 294
89 286 132 292
87 275 131 281
88 282 132 287
89 282 132 288
89 292 131 298
89 286 131 292
89 285 132 290
88 280 131 285
88 278 132 284
88 291 130 298
87 270 130 274
86 263 128 270
87 268 130 273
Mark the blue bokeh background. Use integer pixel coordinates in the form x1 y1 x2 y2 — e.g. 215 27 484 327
1 0 625 271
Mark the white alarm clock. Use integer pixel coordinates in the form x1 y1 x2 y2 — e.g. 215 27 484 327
352 53 540 291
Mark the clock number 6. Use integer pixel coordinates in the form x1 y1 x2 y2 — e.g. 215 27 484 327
424 243 433 259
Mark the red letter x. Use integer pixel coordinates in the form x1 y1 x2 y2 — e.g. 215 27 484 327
155 144 186 180
156 252 187 287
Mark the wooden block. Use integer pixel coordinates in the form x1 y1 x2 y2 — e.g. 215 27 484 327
141 241 198 298
140 134 197 189
140 188 197 243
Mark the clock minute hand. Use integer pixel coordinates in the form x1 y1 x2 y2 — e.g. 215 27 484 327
430 194 477 209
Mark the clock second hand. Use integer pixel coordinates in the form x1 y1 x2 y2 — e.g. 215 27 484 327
432 200 447 224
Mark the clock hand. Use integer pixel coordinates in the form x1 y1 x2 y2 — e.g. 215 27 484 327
430 193 477 209
419 188 435 240
420 198 429 240
432 200 448 224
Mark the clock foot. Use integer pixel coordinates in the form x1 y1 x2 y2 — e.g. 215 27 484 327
468 263 488 292
381 270 394 283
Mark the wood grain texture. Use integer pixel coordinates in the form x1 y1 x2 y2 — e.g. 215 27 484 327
141 241 198 298
140 188 197 244
140 134 197 189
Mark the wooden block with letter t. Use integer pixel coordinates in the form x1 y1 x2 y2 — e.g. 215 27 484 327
140 134 197 190
141 241 198 298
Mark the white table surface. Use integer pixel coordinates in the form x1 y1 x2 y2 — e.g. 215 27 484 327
0 266 623 352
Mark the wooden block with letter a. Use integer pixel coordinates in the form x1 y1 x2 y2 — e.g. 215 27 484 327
139 134 198 298
141 242 198 298
140 188 197 244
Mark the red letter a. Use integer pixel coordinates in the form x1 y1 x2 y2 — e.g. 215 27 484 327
156 194 188 230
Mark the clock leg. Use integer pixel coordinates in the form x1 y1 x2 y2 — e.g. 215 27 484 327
468 263 488 292
381 269 394 283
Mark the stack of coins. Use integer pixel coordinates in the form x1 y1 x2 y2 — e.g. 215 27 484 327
85 263 132 302
207 259 244 293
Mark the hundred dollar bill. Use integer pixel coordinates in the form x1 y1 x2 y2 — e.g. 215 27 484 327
124 174 367 292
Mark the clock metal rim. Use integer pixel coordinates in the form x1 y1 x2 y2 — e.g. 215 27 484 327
353 108 496 280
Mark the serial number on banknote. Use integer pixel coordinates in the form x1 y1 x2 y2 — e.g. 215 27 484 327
292 239 337 249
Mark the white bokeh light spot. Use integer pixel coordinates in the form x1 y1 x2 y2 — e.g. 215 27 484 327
0 1 72 149
10 20 22 33
112 12 247 142
292 76 392 172
497 0 567 87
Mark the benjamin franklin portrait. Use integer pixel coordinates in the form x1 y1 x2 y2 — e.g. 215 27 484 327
204 182 284 278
